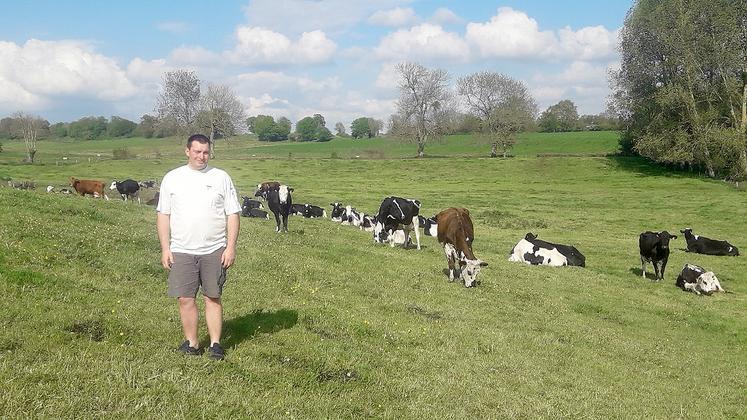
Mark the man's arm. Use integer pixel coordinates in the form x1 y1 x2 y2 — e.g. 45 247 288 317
221 213 240 269
157 212 173 270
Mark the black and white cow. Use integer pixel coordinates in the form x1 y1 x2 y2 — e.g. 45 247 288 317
243 208 270 219
304 204 326 218
241 196 264 217
109 179 140 204
508 233 585 267
263 185 294 232
638 231 677 281
330 202 345 222
373 196 421 249
360 214 376 232
138 179 157 188
418 215 438 237
676 264 725 295
290 204 307 216
342 206 363 226
680 228 739 256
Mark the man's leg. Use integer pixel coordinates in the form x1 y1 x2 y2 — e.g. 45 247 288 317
204 296 222 345
178 297 199 348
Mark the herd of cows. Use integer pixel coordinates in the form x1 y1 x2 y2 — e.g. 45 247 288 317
43 177 740 295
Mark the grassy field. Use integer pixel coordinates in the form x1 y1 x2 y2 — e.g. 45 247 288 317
0 132 745 418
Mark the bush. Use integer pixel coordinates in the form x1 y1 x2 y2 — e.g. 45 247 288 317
112 147 134 160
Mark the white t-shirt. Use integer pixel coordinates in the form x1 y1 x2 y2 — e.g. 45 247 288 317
157 165 241 255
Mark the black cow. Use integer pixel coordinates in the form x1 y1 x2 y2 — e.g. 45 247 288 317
109 179 140 204
418 215 438 237
680 228 739 256
241 196 263 210
508 233 585 267
290 204 306 216
304 204 326 218
638 231 677 280
243 208 269 219
373 196 421 249
263 185 293 232
330 202 345 222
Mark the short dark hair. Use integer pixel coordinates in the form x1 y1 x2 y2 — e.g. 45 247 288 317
187 134 211 148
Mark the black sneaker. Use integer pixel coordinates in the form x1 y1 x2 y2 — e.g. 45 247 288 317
177 341 201 356
207 343 225 361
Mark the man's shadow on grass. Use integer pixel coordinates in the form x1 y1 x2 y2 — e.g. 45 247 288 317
222 309 298 348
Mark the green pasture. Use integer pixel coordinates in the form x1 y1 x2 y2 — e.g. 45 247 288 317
0 132 745 418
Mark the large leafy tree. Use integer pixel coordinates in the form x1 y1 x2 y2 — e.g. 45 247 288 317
248 115 290 141
538 100 579 132
458 71 537 157
107 116 137 138
295 114 333 142
393 62 451 157
612 0 747 180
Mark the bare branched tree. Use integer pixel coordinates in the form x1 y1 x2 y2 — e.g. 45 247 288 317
458 71 537 157
156 70 201 134
12 111 45 164
394 62 451 157
196 83 246 157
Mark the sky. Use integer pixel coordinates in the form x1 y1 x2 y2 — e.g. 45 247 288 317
0 0 634 128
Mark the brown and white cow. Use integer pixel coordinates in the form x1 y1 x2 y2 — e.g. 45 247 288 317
70 177 109 200
436 207 487 287
253 181 281 198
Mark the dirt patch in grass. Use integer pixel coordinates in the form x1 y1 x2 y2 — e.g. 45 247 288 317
316 367 358 383
64 319 106 342
476 209 547 230
407 304 443 320
302 315 339 339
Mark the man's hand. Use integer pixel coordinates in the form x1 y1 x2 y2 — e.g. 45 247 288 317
221 247 236 269
161 249 174 270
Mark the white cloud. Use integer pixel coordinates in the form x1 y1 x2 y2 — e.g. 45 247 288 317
374 62 400 90
156 21 190 34
125 58 172 84
530 60 617 114
465 7 556 58
0 39 138 113
242 0 409 35
375 23 469 61
466 7 618 61
430 7 462 25
368 7 419 27
226 26 336 65
235 71 340 94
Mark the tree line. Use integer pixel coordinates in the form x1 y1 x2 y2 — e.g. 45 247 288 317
612 0 747 182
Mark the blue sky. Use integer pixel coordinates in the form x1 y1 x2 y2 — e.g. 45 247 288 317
0 0 633 126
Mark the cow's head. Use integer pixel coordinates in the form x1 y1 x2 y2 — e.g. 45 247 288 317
330 202 345 219
696 272 725 295
525 232 538 242
658 231 677 248
564 246 586 267
373 222 389 243
109 181 118 191
459 258 488 287
69 177 79 187
680 228 693 235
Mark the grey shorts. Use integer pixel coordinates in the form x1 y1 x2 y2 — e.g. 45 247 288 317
168 247 227 298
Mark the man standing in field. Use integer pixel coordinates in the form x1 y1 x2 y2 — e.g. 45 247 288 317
156 134 241 361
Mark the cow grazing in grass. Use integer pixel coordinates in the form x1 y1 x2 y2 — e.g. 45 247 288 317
680 228 739 256
676 264 725 295
418 215 438 237
508 233 585 267
70 177 109 200
330 202 345 222
263 185 293 232
373 196 421 250
638 231 677 280
110 179 141 204
436 207 487 287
